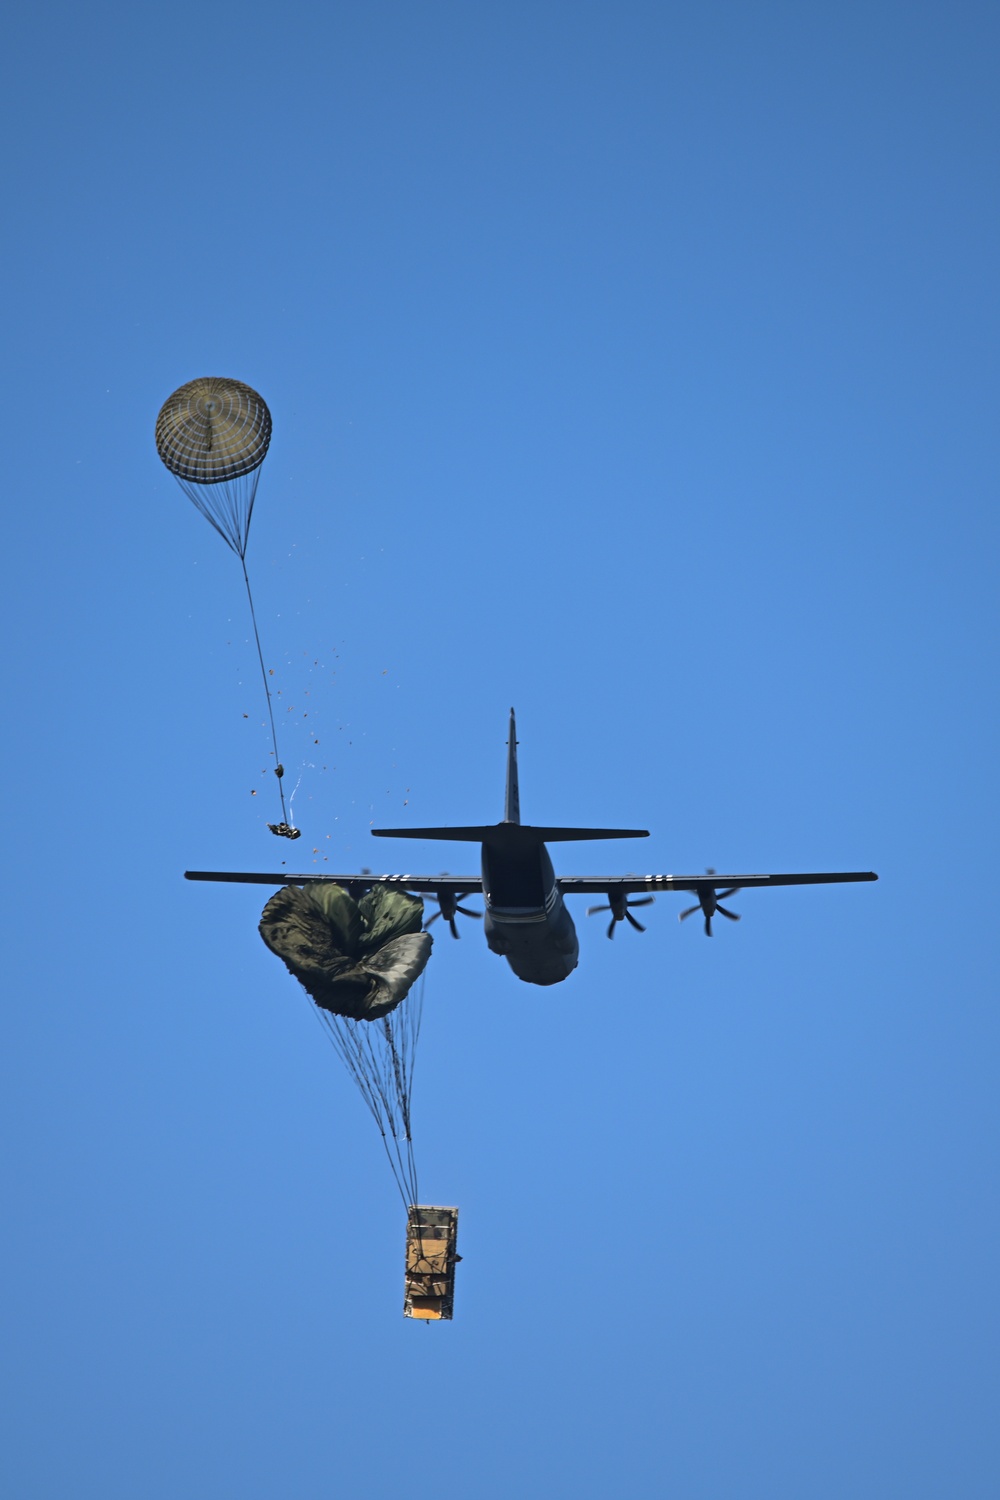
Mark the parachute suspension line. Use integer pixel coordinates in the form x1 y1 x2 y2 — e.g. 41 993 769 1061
382 1013 418 1209
309 1004 411 1208
394 968 425 1204
384 969 424 1205
308 982 424 1210
239 556 290 828
172 465 262 560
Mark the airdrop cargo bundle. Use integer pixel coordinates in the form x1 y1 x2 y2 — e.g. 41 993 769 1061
404 1206 460 1321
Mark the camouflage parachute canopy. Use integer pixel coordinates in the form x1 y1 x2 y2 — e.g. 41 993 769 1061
259 883 433 1020
155 377 272 557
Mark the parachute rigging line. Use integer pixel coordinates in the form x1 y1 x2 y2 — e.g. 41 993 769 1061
239 555 290 830
310 972 425 1209
155 377 297 838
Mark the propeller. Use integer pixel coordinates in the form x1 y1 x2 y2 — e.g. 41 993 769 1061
678 870 741 936
425 888 482 939
587 891 655 939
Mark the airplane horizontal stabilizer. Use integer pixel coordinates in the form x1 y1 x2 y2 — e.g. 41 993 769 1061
371 824 649 845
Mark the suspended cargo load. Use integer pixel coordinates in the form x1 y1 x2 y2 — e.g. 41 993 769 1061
156 376 297 836
404 1205 460 1322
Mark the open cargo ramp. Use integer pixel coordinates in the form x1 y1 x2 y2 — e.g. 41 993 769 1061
404 1206 460 1321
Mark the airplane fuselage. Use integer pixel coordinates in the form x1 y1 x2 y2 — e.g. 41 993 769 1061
481 836 579 985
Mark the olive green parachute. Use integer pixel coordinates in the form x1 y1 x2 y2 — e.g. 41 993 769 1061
155 377 272 559
259 883 432 1020
260 884 433 1204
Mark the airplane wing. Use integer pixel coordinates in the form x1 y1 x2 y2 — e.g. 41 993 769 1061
184 870 482 894
185 869 876 895
556 871 878 895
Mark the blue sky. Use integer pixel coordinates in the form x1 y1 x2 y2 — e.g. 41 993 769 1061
2 3 998 1495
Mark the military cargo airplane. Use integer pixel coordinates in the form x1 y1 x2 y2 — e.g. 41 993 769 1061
186 710 877 987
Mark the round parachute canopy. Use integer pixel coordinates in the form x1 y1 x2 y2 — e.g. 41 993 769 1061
156 377 272 558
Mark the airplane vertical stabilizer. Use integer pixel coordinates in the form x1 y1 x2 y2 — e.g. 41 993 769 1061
371 711 648 845
505 708 520 825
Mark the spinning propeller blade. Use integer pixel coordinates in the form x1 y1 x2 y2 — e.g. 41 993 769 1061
678 873 742 936
425 890 482 939
587 894 654 939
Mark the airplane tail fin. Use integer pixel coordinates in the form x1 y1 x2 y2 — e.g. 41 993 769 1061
505 707 520 825
370 709 648 846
